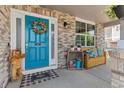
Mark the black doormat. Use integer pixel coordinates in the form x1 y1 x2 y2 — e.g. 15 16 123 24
20 69 59 88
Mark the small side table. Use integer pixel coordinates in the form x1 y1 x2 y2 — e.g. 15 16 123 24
67 50 84 70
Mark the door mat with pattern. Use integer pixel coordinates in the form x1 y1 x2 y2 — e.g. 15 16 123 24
20 69 59 87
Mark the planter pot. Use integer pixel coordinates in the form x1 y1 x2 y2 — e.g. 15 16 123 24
77 47 81 51
114 5 124 19
70 47 75 51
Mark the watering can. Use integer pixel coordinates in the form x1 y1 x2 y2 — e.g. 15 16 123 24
75 59 81 69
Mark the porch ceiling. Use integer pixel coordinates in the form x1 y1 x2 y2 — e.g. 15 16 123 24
42 5 111 23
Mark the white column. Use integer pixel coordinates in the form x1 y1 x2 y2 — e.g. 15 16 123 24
120 19 124 40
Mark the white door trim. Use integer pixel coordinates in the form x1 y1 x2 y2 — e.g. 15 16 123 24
11 8 58 74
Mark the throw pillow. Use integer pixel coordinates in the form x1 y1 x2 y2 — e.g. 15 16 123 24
97 48 103 56
90 48 98 57
85 50 97 58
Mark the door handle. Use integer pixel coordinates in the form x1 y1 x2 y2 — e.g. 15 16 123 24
35 43 42 46
35 43 38 46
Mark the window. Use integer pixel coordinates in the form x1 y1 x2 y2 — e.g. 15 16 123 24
75 21 95 47
104 24 120 48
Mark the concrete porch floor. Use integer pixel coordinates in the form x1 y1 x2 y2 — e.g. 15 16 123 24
7 65 112 88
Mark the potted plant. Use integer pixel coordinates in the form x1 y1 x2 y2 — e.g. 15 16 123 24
77 45 81 51
105 5 117 20
70 45 74 51
114 5 124 19
105 5 124 20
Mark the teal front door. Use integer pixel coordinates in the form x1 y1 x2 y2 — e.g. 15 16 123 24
25 15 49 70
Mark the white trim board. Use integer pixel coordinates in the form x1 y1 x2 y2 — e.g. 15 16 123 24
11 8 56 21
76 17 95 25
11 8 58 75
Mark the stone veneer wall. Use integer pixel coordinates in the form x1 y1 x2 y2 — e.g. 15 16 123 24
96 23 105 49
0 6 11 88
0 5 75 87
57 12 75 68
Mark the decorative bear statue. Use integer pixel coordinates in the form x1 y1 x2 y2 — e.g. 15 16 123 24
9 50 25 80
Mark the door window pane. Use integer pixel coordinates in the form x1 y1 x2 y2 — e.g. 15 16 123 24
51 24 54 31
51 24 54 59
16 18 21 50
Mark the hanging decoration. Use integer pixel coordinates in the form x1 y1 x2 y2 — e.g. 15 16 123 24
32 20 46 34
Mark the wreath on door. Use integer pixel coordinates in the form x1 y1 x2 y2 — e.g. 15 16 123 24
32 20 46 34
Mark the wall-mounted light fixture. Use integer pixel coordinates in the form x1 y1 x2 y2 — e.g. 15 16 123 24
63 21 70 29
